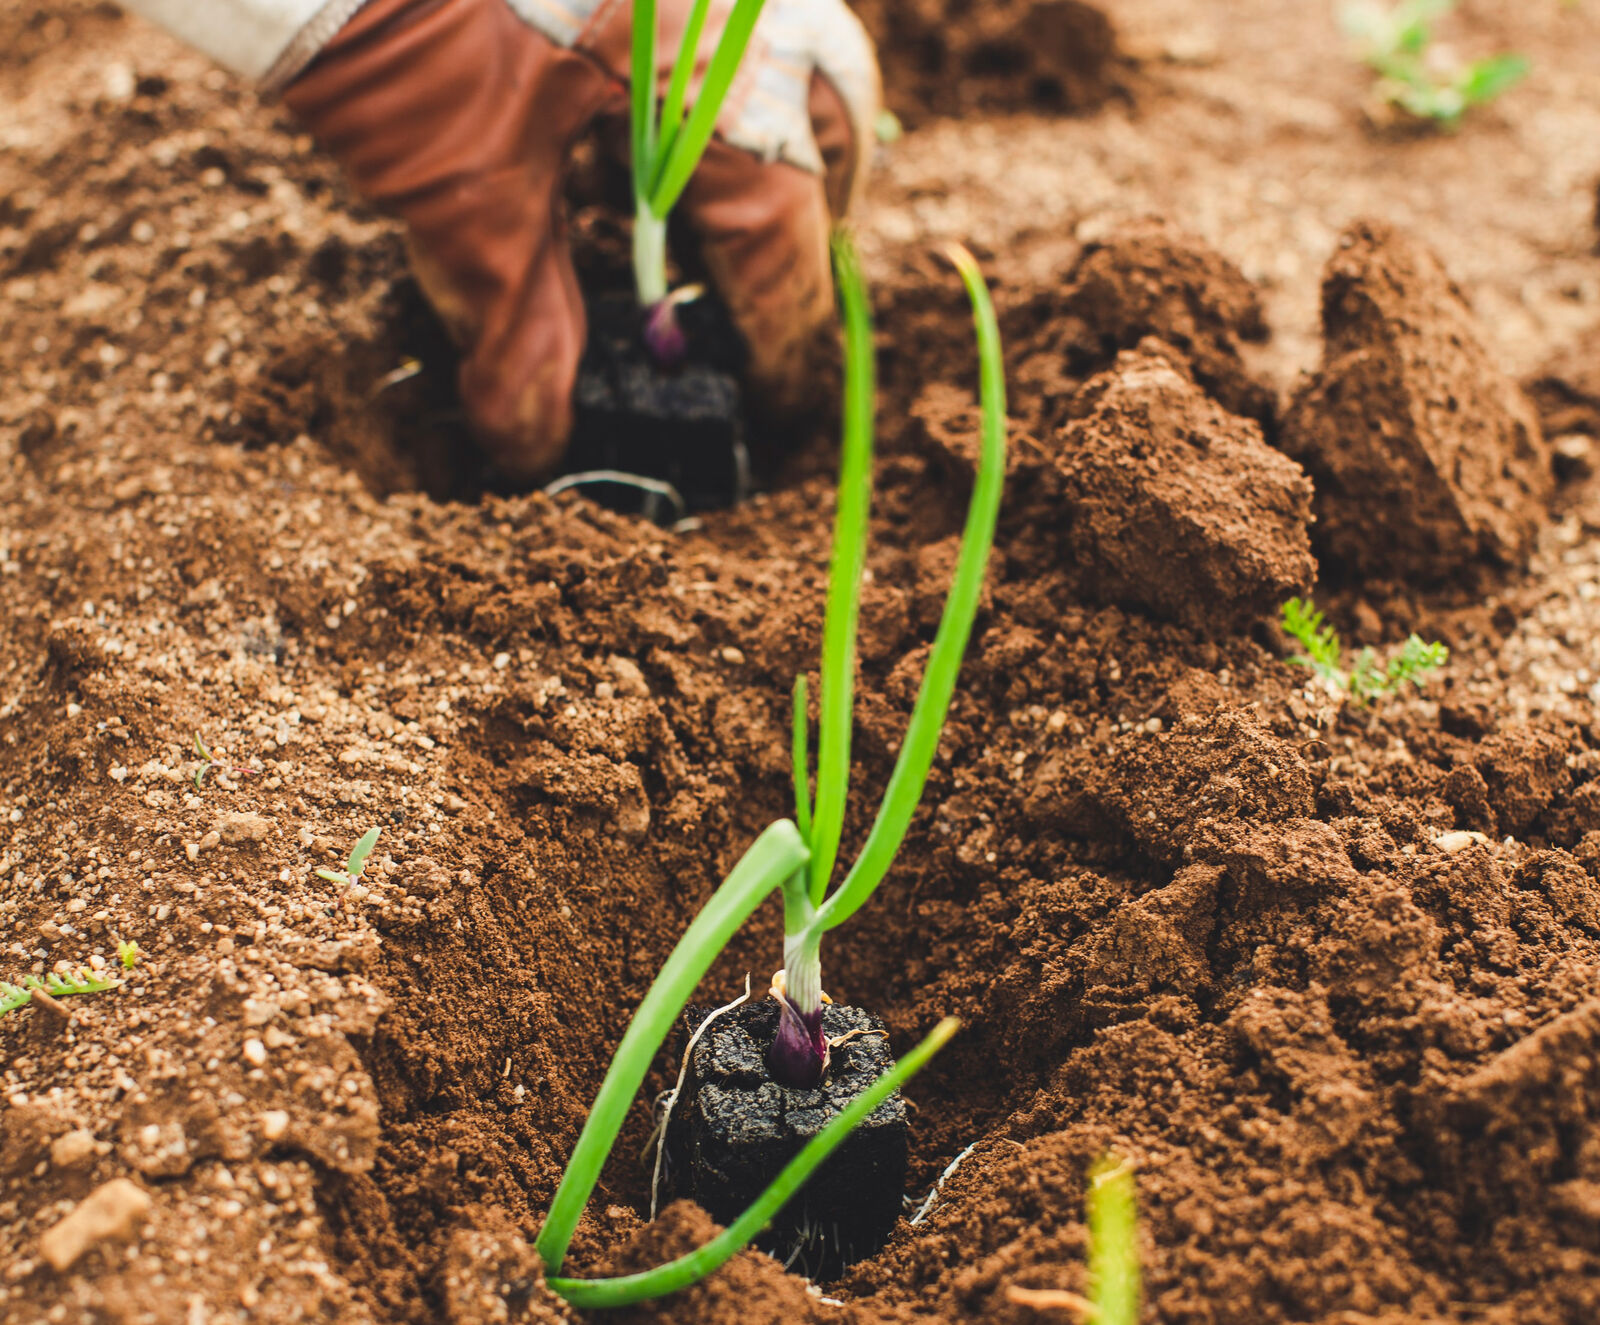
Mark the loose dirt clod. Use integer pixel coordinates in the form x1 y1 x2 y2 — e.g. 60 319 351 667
1050 347 1314 635
1282 219 1552 583
851 0 1118 120
1014 215 1276 432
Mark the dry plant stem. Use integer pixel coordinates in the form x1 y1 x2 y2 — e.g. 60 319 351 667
1006 1285 1097 1316
28 987 74 1025
908 1140 978 1225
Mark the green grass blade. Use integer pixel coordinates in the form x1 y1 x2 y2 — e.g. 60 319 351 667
345 827 380 878
816 243 1007 934
535 820 809 1274
807 232 876 906
658 0 715 161
648 0 768 217
632 0 660 202
548 1016 959 1307
791 675 813 842
1088 1157 1141 1325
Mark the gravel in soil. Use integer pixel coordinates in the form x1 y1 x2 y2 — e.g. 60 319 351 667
3 2 1600 1324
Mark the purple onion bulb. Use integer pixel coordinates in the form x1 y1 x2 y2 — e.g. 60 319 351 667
769 994 830 1089
641 283 705 369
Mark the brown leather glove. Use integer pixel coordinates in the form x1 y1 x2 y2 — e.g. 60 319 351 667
282 0 879 483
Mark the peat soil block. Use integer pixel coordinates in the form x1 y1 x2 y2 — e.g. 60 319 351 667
669 1000 909 1279
566 291 750 517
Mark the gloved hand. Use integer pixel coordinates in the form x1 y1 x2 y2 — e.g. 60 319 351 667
273 0 880 483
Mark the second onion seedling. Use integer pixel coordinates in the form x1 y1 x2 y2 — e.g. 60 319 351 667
532 235 1009 1307
629 0 769 360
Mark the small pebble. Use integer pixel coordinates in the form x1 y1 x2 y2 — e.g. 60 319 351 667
1434 830 1489 854
39 1178 152 1272
50 1130 97 1169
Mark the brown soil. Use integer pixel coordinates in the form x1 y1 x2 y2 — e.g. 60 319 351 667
4 2 1600 1324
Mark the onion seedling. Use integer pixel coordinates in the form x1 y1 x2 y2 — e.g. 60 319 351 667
629 0 768 359
773 237 1007 1089
532 235 1008 1305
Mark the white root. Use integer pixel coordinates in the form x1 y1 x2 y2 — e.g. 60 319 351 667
908 1141 979 1226
647 973 753 1221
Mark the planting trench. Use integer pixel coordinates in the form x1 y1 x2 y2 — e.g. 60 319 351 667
4 2 1600 1323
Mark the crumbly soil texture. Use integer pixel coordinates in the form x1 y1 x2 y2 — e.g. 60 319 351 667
4 3 1600 1325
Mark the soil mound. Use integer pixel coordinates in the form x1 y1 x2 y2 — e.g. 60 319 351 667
1022 345 1312 635
604 1202 823 1324
1281 220 1552 584
1010 216 1275 435
850 0 1117 121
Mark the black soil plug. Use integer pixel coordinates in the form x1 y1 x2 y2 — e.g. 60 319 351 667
668 999 909 1280
564 290 750 518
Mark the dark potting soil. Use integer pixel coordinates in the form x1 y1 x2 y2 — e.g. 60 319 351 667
668 1001 908 1278
564 291 751 520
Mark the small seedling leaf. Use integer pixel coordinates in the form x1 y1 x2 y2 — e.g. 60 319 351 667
1 966 123 1016
345 827 380 879
1458 52 1530 105
0 981 31 1017
1282 598 1447 705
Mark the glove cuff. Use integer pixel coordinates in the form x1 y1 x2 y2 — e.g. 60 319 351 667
731 0 878 211
545 0 880 196
262 0 380 91
120 0 377 90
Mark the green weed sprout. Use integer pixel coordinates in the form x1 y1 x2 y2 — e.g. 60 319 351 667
1341 0 1529 127
532 235 1008 1307
117 940 140 970
1282 597 1448 705
630 0 767 340
315 827 380 885
193 732 259 790
1 967 123 1018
